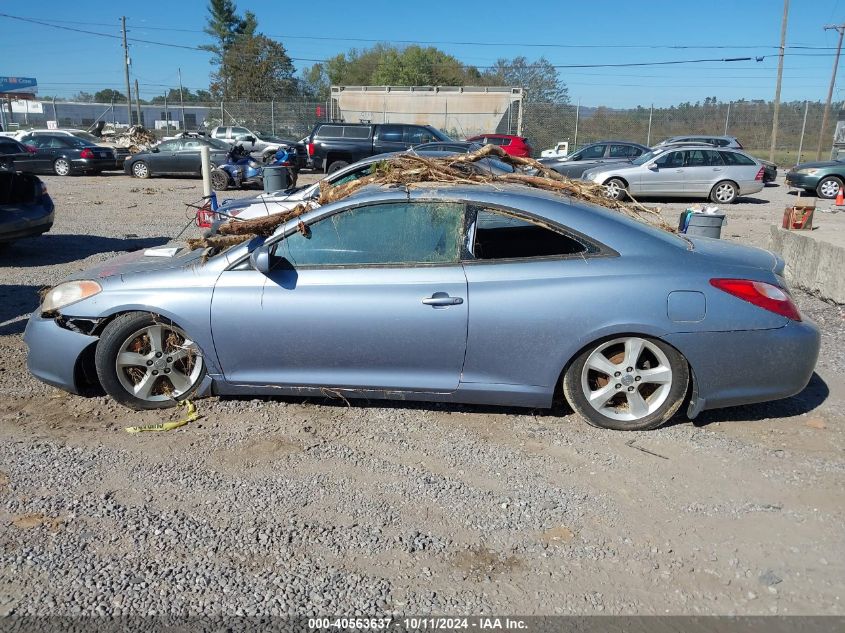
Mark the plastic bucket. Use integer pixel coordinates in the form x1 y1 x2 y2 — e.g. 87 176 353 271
263 166 289 193
679 211 726 239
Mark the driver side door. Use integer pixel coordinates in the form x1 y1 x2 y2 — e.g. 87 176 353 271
210 200 469 392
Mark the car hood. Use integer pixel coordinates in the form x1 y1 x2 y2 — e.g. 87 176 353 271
789 160 842 171
687 236 783 275
67 245 207 281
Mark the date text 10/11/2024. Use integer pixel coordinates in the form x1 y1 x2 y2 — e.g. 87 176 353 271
307 618 529 631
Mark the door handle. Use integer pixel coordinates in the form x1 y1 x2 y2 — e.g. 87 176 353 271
713 167 722 171
422 294 463 306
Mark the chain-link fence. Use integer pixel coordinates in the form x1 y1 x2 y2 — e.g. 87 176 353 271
521 101 835 165
2 97 837 165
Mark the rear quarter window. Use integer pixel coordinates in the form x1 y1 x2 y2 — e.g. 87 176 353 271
316 125 344 139
720 151 756 166
343 126 372 139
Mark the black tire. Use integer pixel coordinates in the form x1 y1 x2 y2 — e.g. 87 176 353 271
709 180 738 204
94 312 206 411
562 336 689 431
327 160 349 174
131 160 150 179
603 178 628 201
816 176 842 199
210 168 230 191
53 158 72 176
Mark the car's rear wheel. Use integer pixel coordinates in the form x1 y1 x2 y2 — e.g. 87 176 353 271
53 158 71 176
132 161 150 179
563 336 689 431
604 178 628 201
95 312 205 410
327 160 349 174
710 180 738 203
816 176 842 199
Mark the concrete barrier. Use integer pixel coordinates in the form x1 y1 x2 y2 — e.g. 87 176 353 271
768 212 845 304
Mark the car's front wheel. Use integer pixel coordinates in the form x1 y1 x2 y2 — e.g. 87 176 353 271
603 178 628 201
95 312 205 410
132 161 150 179
563 336 689 431
816 176 842 199
211 168 230 190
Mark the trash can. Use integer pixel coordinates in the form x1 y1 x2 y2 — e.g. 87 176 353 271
678 210 726 239
263 166 289 193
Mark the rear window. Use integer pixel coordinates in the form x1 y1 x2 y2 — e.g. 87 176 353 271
720 151 756 166
0 141 23 154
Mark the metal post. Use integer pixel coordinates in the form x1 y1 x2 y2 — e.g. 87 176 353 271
220 101 224 126
797 99 809 163
271 98 275 135
121 16 132 127
516 97 523 136
818 24 845 159
647 104 653 146
573 100 580 148
110 97 114 125
200 146 212 196
769 0 790 162
724 101 732 135
134 79 142 127
178 68 186 131
52 96 58 124
164 93 169 132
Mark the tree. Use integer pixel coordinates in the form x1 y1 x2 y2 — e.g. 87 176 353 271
202 0 257 97
71 91 94 102
482 57 569 104
216 34 296 100
94 89 126 103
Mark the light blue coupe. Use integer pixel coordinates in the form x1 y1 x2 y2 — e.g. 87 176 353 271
24 183 819 431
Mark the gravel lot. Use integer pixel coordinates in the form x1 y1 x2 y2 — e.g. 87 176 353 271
1 172 843 617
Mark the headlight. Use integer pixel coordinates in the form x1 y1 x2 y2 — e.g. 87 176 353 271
584 171 599 181
41 280 102 314
797 168 819 175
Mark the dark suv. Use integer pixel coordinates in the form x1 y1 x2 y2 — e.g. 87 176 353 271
307 123 451 173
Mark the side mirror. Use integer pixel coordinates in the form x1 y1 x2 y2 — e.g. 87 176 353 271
151 147 160 153
249 245 271 274
648 163 659 171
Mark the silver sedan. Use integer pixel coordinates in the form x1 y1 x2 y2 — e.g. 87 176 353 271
583 145 765 203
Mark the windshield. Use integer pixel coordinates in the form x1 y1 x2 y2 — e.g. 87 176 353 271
631 150 660 166
429 127 452 142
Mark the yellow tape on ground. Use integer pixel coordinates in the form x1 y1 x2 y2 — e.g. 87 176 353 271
124 400 198 434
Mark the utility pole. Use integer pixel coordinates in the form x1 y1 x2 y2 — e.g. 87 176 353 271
178 67 186 131
817 23 845 160
134 79 142 127
769 0 789 162
121 16 132 126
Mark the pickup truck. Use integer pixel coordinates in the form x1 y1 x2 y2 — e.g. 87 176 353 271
307 123 451 173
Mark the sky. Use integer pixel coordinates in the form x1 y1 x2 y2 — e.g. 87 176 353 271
1 0 845 108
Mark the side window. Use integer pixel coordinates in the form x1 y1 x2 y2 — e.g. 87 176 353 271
720 151 755 166
316 125 344 139
378 125 404 143
406 126 438 145
230 127 249 136
714 138 730 147
685 150 707 167
579 144 606 160
703 150 724 166
272 202 464 267
328 162 377 186
470 208 587 260
609 144 637 158
157 140 181 151
655 151 684 168
343 126 371 139
212 128 227 138
182 140 201 150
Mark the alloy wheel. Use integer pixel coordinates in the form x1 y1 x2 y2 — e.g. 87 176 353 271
54 158 71 176
114 324 203 403
819 178 840 198
713 182 736 203
579 336 673 422
133 162 149 178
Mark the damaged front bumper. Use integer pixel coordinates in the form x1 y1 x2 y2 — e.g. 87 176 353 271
24 312 100 394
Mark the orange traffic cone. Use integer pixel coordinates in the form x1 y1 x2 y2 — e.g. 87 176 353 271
836 188 845 207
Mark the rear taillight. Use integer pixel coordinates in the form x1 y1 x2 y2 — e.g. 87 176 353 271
307 143 314 156
710 278 801 321
755 167 764 181
25 145 36 153
80 148 94 159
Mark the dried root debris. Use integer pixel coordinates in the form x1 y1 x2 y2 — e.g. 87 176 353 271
186 144 671 252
